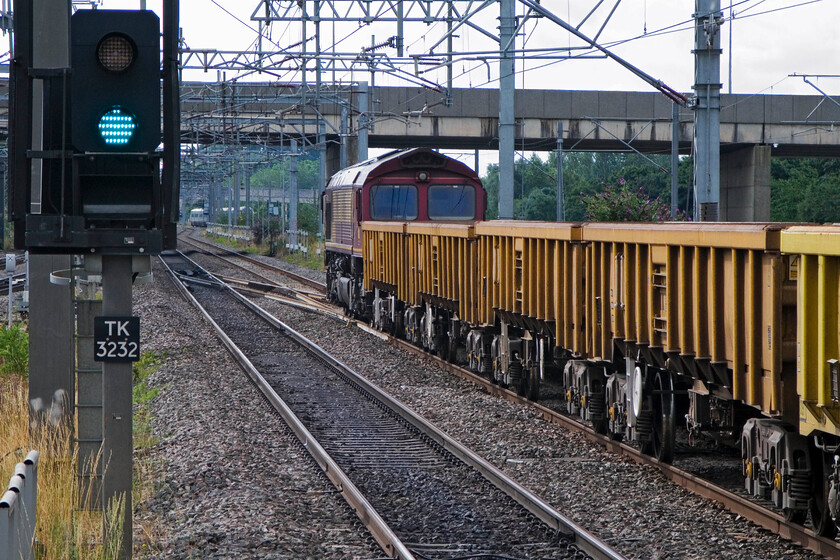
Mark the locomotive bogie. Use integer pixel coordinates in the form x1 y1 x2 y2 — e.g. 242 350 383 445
327 253 367 317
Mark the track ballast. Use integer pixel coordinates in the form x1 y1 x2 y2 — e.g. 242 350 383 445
160 249 622 560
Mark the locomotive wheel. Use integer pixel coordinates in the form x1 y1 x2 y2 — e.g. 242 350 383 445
650 369 675 463
810 450 839 538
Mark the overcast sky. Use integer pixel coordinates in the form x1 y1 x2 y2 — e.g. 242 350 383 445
97 0 839 169
99 0 839 97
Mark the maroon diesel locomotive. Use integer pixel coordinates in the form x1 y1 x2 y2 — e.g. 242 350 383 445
322 148 486 316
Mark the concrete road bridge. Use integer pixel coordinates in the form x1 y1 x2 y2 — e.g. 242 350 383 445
179 82 840 157
2 80 839 219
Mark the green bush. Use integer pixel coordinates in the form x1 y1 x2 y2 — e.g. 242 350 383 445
0 324 28 377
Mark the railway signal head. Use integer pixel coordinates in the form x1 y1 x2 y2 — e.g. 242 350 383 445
71 9 161 153
10 5 179 254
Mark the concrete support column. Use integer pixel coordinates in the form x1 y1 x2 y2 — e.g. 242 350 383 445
357 81 369 162
720 144 771 222
29 256 74 429
28 0 74 435
325 142 345 182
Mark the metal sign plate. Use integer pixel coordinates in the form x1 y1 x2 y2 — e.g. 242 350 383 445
94 316 140 362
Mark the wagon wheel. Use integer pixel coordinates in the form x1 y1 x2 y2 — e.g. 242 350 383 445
784 503 808 525
589 383 607 435
522 366 540 401
392 311 404 340
783 453 809 525
445 333 458 364
810 449 839 538
650 369 675 463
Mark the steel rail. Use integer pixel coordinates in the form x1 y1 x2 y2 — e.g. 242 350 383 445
178 232 327 291
182 230 840 558
161 250 625 560
159 251 417 560
384 337 840 560
222 275 626 560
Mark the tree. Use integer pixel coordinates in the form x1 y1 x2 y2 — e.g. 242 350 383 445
582 179 681 222
522 188 557 221
482 162 500 220
482 151 692 222
483 154 561 220
770 158 840 223
249 154 321 201
297 202 319 235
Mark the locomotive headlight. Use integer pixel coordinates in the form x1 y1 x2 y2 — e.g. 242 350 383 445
416 171 430 182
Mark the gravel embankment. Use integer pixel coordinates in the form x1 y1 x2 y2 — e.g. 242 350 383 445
252 292 824 560
132 260 381 559
134 237 827 559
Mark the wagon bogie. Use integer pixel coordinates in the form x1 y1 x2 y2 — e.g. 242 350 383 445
562 360 608 434
742 418 811 521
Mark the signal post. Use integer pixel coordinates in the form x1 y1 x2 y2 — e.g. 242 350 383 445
10 1 180 557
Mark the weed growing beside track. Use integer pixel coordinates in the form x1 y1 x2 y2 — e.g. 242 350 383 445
1 329 165 559
133 351 168 556
201 229 325 271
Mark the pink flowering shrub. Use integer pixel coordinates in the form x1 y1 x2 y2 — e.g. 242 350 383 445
582 179 687 222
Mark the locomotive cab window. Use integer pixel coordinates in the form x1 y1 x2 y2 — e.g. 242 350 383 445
428 184 476 220
370 184 418 220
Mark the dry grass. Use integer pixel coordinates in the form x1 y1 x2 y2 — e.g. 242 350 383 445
204 230 325 271
1 374 125 559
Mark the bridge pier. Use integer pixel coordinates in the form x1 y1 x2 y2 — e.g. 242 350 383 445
326 137 359 180
720 144 771 222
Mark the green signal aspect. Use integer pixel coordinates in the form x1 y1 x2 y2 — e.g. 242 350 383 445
98 107 137 146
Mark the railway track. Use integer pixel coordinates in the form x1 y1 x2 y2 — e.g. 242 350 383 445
0 251 29 293
178 229 325 291
160 249 624 560
180 230 840 559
